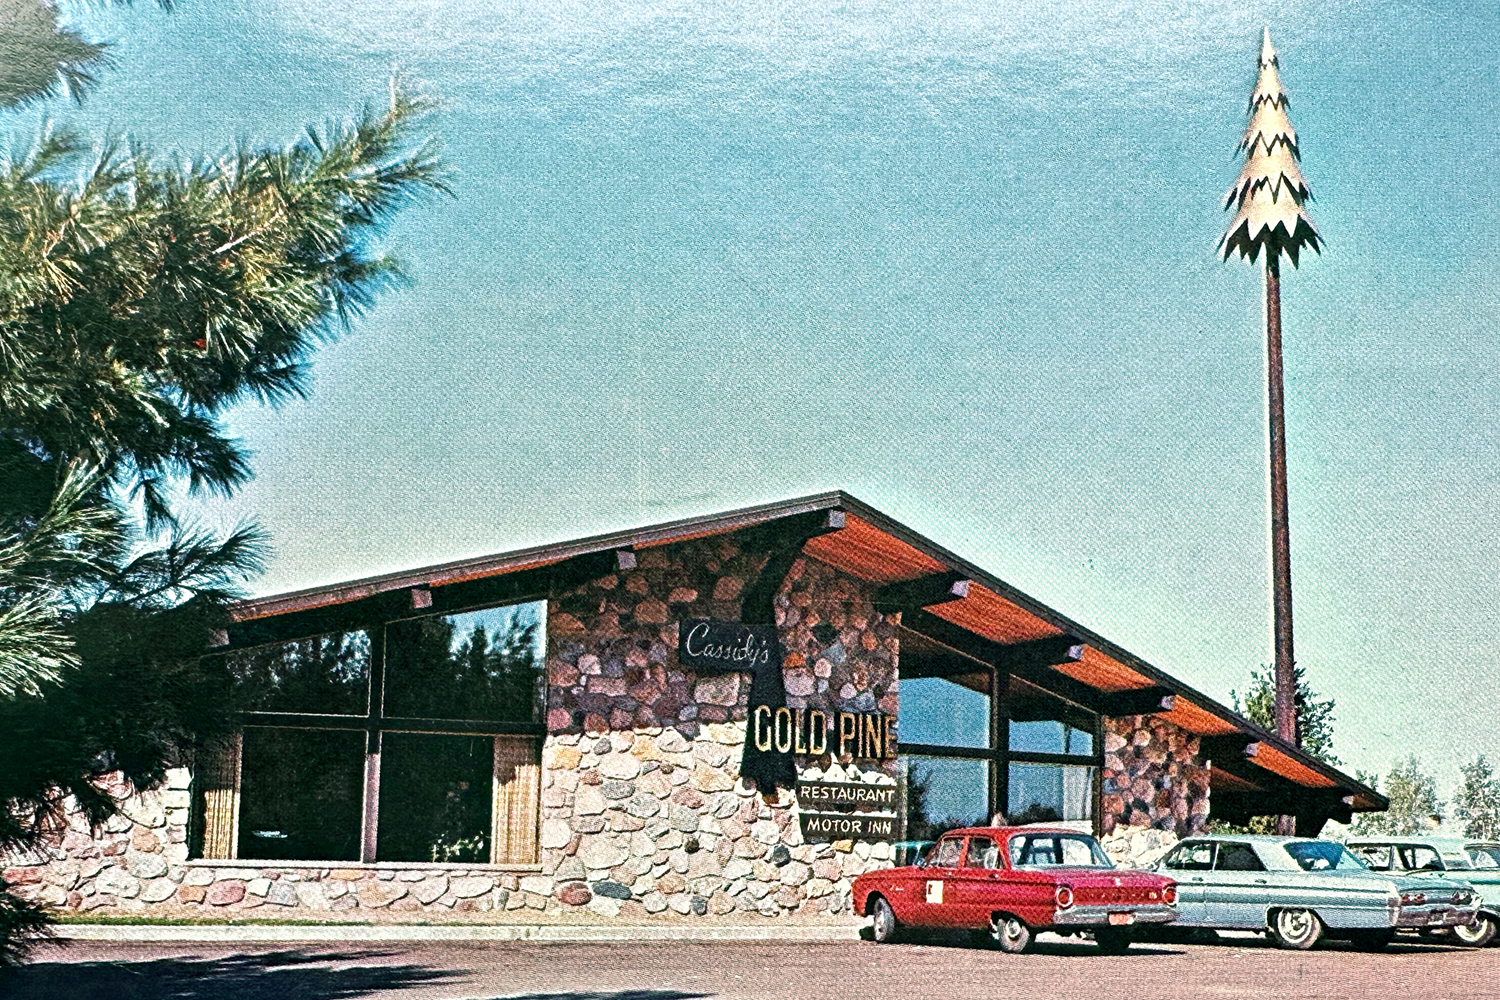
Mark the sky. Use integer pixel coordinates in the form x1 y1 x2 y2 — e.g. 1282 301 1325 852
14 0 1500 796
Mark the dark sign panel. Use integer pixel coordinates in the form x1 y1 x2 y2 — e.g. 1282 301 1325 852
799 812 898 842
677 619 781 676
796 781 899 812
676 618 897 795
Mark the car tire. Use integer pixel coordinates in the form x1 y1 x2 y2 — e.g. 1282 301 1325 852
1094 928 1132 954
1453 914 1498 948
870 897 902 944
1347 930 1395 952
992 914 1033 954
1270 908 1324 950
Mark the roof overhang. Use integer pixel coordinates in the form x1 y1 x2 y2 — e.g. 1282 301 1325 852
227 490 1386 815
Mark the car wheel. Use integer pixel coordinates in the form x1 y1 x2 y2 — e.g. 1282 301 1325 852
1094 928 1132 954
1347 930 1395 952
991 914 1033 954
870 897 901 944
1453 914 1498 948
1270 908 1323 950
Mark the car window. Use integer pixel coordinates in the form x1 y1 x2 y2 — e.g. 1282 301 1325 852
929 837 963 868
1163 841 1215 871
1467 847 1500 870
964 837 999 869
1214 842 1265 872
1399 846 1444 871
1008 834 1112 868
1284 842 1367 872
1351 845 1393 870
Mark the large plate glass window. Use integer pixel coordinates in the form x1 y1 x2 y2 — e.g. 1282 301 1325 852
237 728 364 861
1008 762 1096 824
196 601 544 866
900 756 991 841
384 604 543 722
226 630 371 716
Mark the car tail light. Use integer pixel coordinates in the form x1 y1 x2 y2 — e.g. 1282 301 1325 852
1162 883 1177 906
1401 892 1426 906
1055 885 1074 910
1454 889 1474 906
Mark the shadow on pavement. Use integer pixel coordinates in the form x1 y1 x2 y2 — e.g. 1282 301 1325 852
480 993 710 1000
0 948 463 1000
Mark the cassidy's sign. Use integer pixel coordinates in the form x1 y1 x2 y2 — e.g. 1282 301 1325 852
678 619 779 675
677 618 896 793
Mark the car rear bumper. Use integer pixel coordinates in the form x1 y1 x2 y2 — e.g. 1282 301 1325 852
1396 904 1479 929
1051 903 1177 928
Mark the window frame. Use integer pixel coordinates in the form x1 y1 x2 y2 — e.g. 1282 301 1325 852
897 648 1103 833
197 598 547 867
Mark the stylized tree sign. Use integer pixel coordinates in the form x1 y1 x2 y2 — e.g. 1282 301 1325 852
1219 30 1321 811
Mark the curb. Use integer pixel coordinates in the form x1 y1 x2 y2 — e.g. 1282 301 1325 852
53 923 868 943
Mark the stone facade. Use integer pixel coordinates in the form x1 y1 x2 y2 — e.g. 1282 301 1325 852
533 541 901 918
1098 715 1210 867
4 533 1217 917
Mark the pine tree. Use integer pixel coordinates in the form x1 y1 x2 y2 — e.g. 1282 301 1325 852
0 87 447 963
1231 663 1339 765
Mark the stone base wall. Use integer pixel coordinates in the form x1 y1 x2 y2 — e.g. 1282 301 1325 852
533 541 901 917
1 769 536 917
1098 714 1209 866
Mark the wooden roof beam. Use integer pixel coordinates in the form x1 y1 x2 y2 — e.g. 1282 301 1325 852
1200 733 1261 762
899 611 1101 712
224 547 632 651
738 509 846 625
872 571 972 612
1097 686 1177 717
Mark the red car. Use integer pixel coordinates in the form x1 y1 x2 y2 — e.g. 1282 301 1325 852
852 826 1178 953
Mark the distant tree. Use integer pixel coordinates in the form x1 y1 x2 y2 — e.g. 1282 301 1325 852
1351 758 1443 836
1453 755 1500 840
1232 663 1340 765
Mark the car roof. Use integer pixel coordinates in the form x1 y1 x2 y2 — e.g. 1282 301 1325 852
1347 836 1473 851
1179 834 1319 845
938 826 1092 838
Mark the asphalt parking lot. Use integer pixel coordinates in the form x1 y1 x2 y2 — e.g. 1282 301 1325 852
10 934 1500 1000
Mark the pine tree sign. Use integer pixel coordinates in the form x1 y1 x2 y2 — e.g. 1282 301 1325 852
1219 31 1322 832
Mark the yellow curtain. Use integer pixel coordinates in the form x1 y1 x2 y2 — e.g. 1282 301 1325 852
491 735 540 864
198 732 242 859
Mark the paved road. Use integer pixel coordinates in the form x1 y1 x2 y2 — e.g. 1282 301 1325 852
10 934 1500 1000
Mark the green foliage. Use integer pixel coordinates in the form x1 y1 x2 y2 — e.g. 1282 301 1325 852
0 0 111 109
0 89 449 525
0 85 447 964
1453 755 1500 840
1350 758 1444 836
1231 663 1340 765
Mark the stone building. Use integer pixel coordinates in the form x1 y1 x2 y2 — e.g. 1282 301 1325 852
5 493 1384 919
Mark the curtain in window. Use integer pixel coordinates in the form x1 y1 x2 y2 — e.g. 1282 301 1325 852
197 733 242 860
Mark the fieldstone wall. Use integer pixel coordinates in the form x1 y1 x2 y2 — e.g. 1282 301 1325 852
0 768 534 917
534 538 901 917
1098 714 1209 867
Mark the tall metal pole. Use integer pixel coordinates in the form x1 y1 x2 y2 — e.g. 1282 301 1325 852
1265 253 1298 836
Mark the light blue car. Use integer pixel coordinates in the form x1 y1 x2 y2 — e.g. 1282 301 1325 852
1148 835 1479 950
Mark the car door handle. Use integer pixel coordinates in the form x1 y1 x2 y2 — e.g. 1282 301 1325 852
1191 877 1205 882
1254 879 1268 885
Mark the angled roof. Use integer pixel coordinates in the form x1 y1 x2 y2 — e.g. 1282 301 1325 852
231 490 1384 814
